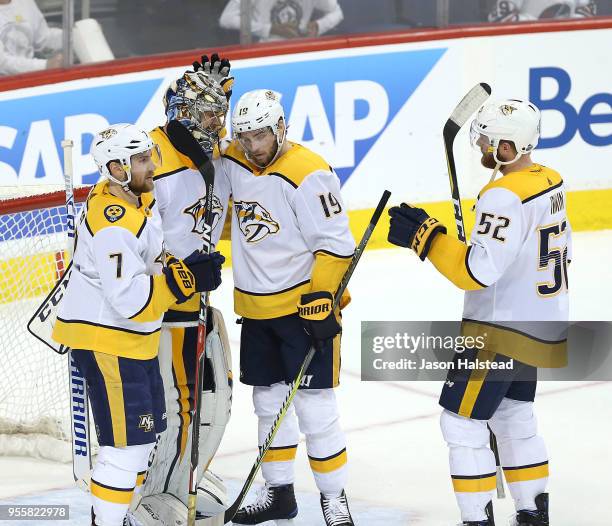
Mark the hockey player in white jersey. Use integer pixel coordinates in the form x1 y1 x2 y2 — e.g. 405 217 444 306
127 57 235 524
220 89 356 526
387 99 570 525
51 124 224 526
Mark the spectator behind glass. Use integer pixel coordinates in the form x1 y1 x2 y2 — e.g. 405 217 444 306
0 0 62 75
488 0 597 21
219 0 343 41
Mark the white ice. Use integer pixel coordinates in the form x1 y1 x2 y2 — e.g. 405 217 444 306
1 231 612 525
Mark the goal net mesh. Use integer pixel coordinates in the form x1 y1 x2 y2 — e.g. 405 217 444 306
0 186 93 462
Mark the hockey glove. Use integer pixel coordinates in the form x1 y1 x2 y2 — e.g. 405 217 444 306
298 291 341 343
388 203 447 260
192 52 234 102
163 250 225 303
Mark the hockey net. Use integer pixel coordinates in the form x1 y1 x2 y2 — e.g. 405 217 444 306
0 185 93 462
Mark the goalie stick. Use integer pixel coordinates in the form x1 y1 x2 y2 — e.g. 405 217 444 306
166 120 217 526
443 84 505 499
223 189 392 524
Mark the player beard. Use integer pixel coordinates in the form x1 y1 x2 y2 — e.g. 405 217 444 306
481 151 498 169
128 174 154 194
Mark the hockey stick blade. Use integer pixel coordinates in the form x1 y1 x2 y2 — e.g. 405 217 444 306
223 189 391 524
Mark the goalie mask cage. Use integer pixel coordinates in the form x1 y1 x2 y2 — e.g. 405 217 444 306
0 186 94 462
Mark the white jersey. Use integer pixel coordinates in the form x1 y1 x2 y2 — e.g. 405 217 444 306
462 164 571 366
52 181 178 360
150 127 231 322
221 141 355 319
0 0 62 75
219 0 343 42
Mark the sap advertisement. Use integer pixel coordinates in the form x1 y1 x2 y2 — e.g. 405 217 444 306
0 28 610 209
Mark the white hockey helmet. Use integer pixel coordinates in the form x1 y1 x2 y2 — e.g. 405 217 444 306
470 98 541 165
232 89 286 167
90 123 161 186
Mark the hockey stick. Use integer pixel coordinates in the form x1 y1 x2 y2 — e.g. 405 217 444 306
61 138 94 491
443 83 491 243
223 189 392 524
166 120 217 526
443 84 506 499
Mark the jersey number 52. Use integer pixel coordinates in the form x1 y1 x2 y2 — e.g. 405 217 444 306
537 220 569 297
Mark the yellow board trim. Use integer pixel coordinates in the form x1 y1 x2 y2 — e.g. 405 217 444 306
93 352 127 447
263 445 298 463
309 449 347 474
504 463 549 483
2 189 610 306
452 474 497 493
171 327 191 462
91 479 134 505
457 349 496 418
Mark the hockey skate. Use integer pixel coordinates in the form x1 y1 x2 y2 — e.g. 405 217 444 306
457 501 495 526
232 483 298 524
510 493 548 526
320 489 354 526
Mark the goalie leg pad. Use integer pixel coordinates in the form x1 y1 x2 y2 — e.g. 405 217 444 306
142 308 232 509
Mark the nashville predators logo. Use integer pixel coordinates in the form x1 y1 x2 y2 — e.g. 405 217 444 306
138 414 154 432
184 195 223 237
104 205 125 223
500 104 517 116
234 201 280 243
99 128 117 140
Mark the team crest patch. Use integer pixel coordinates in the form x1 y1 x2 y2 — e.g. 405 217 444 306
138 413 154 432
99 127 118 140
184 195 223 237
500 104 517 116
234 201 280 243
104 205 125 223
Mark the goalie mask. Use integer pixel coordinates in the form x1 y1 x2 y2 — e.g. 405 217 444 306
470 99 541 166
91 123 161 188
164 71 228 154
232 89 287 168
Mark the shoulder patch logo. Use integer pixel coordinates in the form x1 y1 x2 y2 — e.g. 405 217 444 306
234 201 280 243
184 195 223 237
104 205 126 223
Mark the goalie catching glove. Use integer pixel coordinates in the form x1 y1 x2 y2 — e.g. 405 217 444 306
297 291 341 343
163 250 225 303
388 203 447 260
192 52 234 102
